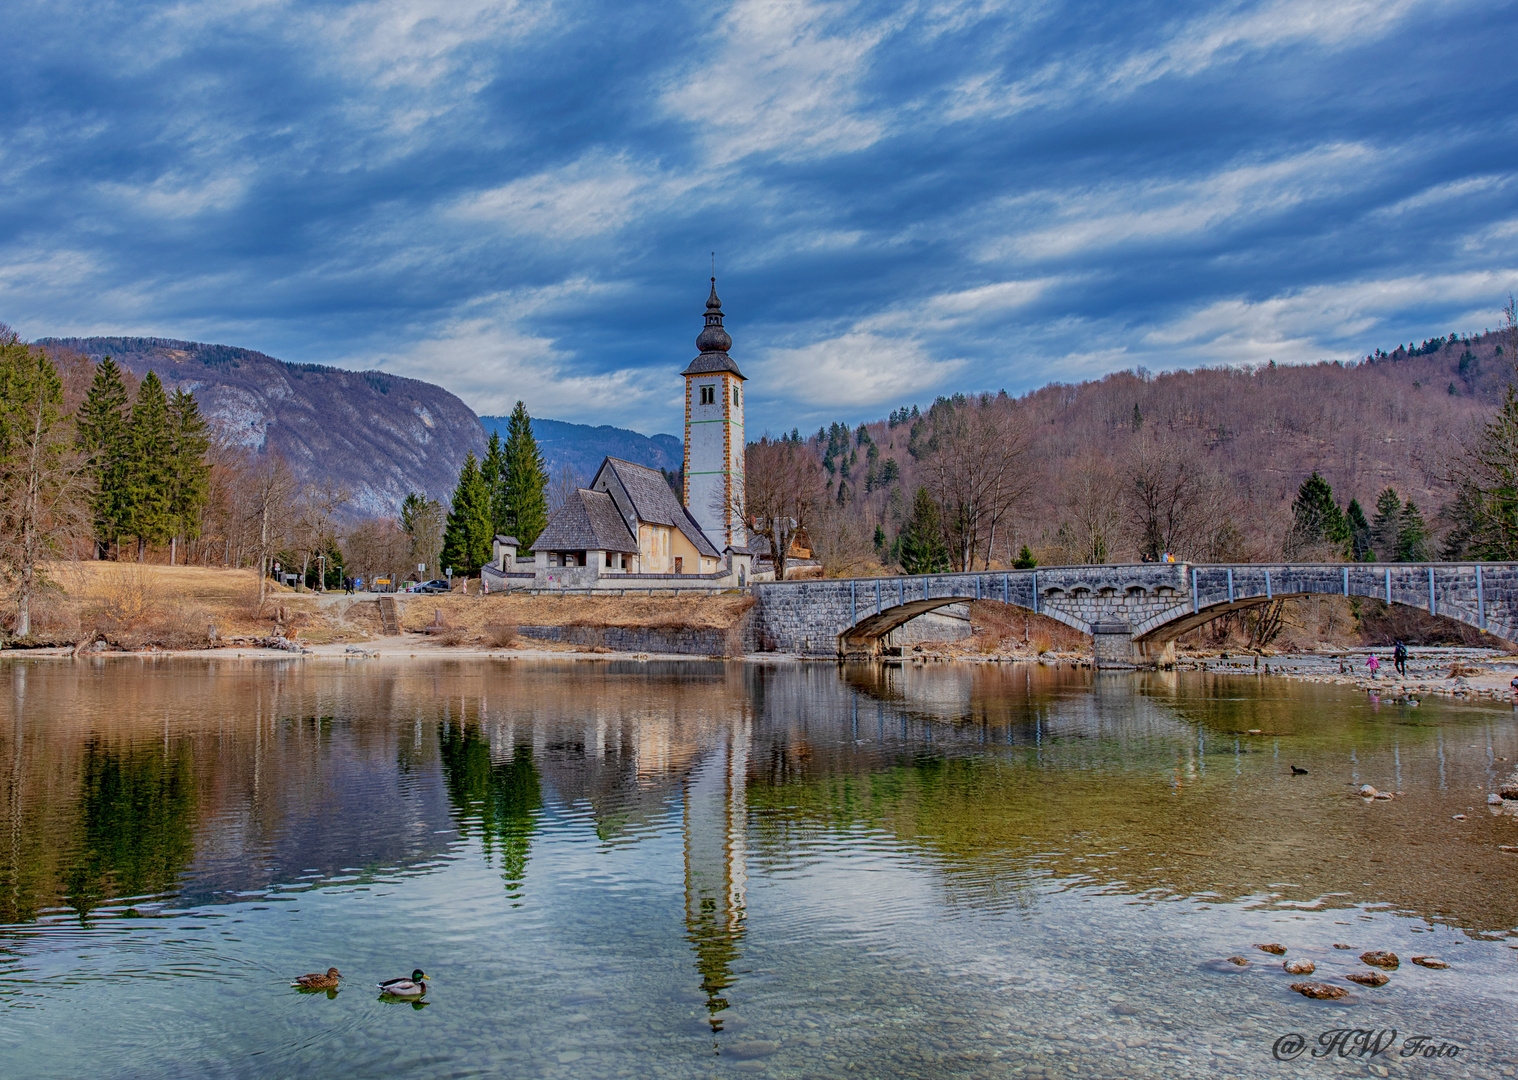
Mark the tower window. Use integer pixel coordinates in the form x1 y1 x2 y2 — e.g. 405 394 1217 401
733 386 740 406
700 385 715 405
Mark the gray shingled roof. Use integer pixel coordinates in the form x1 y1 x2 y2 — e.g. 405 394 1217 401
682 352 745 378
531 488 637 553
594 458 722 559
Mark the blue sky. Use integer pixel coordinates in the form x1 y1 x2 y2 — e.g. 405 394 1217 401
3 0 1516 436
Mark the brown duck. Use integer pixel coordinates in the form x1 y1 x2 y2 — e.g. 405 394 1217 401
291 967 342 990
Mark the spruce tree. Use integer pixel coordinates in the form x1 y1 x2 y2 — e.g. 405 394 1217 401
898 487 949 574
75 357 131 558
1285 472 1349 559
1345 498 1373 561
1370 487 1402 560
1012 544 1037 569
1447 384 1518 558
122 371 173 560
441 453 492 576
1396 501 1431 562
501 401 548 547
481 430 506 534
164 388 211 563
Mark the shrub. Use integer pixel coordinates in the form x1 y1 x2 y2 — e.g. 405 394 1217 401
485 622 517 647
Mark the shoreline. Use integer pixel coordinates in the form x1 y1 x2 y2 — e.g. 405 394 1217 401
5 637 1518 702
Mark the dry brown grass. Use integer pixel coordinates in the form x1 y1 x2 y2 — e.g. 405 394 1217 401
393 592 756 638
484 622 518 647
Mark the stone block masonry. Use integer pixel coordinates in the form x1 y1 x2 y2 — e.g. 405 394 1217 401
749 562 1518 668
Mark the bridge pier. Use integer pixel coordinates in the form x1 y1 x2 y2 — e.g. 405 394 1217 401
1091 622 1174 669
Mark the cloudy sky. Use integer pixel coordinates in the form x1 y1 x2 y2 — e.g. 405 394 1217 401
3 0 1516 436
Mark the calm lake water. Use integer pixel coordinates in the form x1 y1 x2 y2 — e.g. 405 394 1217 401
1 657 1516 1079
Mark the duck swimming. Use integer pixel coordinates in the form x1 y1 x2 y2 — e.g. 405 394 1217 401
378 970 429 997
291 967 341 990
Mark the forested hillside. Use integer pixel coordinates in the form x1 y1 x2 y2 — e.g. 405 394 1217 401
794 328 1514 573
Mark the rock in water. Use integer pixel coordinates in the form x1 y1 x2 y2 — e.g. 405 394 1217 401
1291 981 1349 1000
1346 971 1389 987
1226 956 1250 966
1489 794 1504 805
1498 781 1518 800
1332 943 1353 950
1410 956 1450 969
1360 784 1378 797
1284 959 1316 975
1255 943 1287 955
1360 951 1399 969
725 1042 780 1060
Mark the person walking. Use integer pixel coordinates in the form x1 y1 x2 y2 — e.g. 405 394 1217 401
1394 640 1408 677
1366 654 1380 679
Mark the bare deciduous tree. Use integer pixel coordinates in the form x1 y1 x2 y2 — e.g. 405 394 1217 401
721 437 823 581
0 335 91 637
243 454 298 607
919 397 1032 570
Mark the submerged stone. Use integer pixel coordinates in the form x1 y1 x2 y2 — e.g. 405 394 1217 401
1360 951 1400 969
1255 943 1287 955
1284 959 1316 975
1346 971 1389 987
1410 956 1450 969
1290 981 1349 1000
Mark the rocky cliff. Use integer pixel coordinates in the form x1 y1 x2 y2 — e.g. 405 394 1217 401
38 336 486 518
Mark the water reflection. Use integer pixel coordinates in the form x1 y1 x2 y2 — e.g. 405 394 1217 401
439 721 541 899
1 657 1517 1077
64 739 197 920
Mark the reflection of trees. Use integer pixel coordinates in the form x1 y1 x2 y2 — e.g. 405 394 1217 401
686 894 743 1027
63 739 198 920
438 724 540 898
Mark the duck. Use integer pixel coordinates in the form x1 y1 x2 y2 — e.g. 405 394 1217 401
1290 765 1309 775
291 967 341 990
377 969 429 997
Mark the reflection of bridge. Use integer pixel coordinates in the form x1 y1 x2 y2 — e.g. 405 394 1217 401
751 562 1518 667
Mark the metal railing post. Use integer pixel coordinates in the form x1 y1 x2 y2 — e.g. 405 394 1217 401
1476 564 1485 628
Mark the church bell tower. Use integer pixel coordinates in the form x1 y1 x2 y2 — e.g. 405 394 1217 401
682 279 747 550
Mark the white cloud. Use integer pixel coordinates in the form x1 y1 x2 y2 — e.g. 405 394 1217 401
755 331 967 409
946 0 1445 121
983 143 1374 261
1140 269 1518 364
455 153 697 240
662 0 893 163
359 282 674 424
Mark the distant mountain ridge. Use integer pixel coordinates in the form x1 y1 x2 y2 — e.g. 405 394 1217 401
482 416 683 483
37 336 487 518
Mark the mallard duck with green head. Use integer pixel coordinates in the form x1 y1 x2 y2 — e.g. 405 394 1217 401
377 969 429 997
291 967 341 990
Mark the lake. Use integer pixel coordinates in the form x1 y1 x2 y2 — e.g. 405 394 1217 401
1 657 1515 1078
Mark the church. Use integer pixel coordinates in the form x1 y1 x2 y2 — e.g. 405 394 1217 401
483 279 760 590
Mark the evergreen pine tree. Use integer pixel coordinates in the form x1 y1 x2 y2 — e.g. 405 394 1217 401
75 357 132 558
440 453 492 576
501 401 548 546
164 388 211 563
121 371 173 560
1396 501 1431 562
481 430 507 533
1345 498 1373 561
1285 472 1349 558
898 487 949 574
1447 384 1518 558
1370 487 1402 560
1012 544 1037 569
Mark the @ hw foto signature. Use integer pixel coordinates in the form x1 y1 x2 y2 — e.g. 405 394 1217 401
1272 1030 1465 1061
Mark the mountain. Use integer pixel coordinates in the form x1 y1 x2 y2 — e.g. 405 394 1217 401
37 336 486 518
480 416 684 484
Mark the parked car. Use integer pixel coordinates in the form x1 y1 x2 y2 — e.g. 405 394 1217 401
412 579 452 594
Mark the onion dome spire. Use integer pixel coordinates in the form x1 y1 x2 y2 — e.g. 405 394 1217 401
695 277 732 354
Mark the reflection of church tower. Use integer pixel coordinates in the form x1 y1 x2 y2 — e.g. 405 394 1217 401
683 717 750 1028
683 279 747 550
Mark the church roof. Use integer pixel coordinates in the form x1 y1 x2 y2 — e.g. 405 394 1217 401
592 457 722 558
681 276 745 380
531 488 638 553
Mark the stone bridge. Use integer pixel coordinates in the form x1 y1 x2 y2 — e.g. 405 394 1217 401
749 562 1518 666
